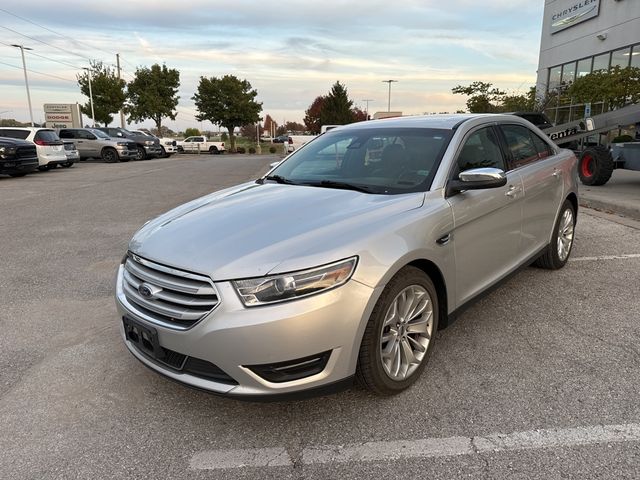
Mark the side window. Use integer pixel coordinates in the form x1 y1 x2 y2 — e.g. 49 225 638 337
59 130 73 139
500 125 539 168
0 129 29 140
456 127 506 173
530 132 554 159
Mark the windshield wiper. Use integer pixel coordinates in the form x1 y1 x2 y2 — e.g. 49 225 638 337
304 180 378 193
258 174 298 185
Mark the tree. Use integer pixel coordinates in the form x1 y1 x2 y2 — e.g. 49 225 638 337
567 66 640 110
239 123 263 141
150 126 176 137
263 114 277 137
77 61 126 126
500 87 537 112
351 107 367 122
304 96 325 134
320 81 354 126
126 63 180 133
184 127 201 137
452 81 506 113
192 75 262 152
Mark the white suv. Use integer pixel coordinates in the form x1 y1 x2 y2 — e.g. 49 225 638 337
0 127 67 171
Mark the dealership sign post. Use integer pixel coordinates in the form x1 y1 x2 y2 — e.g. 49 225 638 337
43 103 83 128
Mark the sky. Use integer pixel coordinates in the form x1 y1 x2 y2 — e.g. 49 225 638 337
0 0 544 132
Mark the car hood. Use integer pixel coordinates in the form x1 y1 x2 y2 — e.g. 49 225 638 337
0 137 32 147
129 182 424 280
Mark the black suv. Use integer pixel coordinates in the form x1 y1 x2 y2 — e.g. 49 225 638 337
95 127 162 160
0 137 39 177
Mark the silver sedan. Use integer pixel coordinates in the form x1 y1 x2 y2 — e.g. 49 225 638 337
115 114 578 399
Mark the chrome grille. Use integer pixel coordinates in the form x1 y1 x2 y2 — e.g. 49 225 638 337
122 254 219 329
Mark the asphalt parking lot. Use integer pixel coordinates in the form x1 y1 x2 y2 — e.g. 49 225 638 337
1 154 639 479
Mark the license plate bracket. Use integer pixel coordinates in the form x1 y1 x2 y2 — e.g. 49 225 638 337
122 316 164 360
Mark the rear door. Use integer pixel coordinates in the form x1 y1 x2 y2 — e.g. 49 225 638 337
446 125 524 306
497 124 564 260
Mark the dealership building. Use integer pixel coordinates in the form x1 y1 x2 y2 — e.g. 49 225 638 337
537 0 640 125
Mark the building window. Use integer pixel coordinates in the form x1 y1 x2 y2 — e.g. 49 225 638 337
548 65 562 91
611 47 631 68
576 58 592 78
561 62 576 84
631 44 640 69
592 53 610 72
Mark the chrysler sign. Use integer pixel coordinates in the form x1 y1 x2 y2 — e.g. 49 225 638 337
550 0 600 34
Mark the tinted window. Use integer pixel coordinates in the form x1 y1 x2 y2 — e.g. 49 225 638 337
0 129 29 140
500 125 538 168
91 129 110 139
272 127 452 194
34 130 61 142
530 133 554 159
59 130 75 139
456 127 506 172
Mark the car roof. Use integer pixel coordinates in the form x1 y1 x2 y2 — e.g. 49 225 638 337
328 113 540 132
0 126 51 131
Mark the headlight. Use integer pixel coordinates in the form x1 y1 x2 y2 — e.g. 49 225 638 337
0 146 16 155
233 257 357 306
144 140 155 146
117 142 128 146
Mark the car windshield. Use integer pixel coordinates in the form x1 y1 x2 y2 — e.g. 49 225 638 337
269 127 452 194
90 129 111 139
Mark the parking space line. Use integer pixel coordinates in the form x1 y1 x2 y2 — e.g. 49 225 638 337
190 423 640 470
571 254 640 262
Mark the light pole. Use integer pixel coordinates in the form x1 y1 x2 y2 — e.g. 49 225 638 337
362 99 374 120
381 80 398 112
11 44 34 126
83 67 96 127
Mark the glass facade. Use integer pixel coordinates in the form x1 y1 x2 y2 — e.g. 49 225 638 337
631 45 640 68
561 62 576 84
576 58 592 78
611 47 631 68
592 53 610 72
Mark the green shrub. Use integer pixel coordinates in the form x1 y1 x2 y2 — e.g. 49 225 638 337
248 147 256 154
269 146 276 154
612 135 634 143
236 147 246 154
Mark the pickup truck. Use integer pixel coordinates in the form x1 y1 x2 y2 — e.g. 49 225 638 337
176 136 225 154
0 137 39 177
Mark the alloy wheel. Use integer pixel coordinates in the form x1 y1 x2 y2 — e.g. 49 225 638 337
557 208 574 262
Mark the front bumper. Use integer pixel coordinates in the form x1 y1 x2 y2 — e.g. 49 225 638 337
0 157 38 173
144 145 163 157
115 264 377 398
116 147 136 159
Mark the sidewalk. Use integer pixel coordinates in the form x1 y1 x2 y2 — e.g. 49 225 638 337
579 169 640 220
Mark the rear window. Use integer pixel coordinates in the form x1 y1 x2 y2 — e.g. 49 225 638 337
35 130 61 142
0 129 29 140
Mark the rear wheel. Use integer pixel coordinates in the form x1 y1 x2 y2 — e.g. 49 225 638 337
535 200 575 270
209 146 219 154
356 266 438 395
62 161 74 168
38 165 51 172
578 146 614 186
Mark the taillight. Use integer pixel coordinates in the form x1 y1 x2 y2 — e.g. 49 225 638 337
34 139 45 146
221 143 224 147
288 138 293 144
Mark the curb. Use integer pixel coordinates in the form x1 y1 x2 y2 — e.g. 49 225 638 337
579 198 640 221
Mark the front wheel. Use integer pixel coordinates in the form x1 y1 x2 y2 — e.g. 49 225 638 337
102 148 118 163
535 200 575 269
135 146 147 161
356 266 438 395
38 165 51 172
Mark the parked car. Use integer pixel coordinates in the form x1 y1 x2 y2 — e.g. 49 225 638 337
0 127 67 171
95 127 162 160
273 135 289 143
61 140 79 167
130 130 177 158
58 128 135 163
0 137 39 177
115 114 578 400
176 136 225 154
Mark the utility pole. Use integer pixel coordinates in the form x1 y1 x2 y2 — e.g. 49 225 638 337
83 67 96 127
362 99 374 120
116 53 125 128
11 44 34 126
382 80 398 112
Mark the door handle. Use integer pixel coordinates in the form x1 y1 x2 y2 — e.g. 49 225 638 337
552 168 561 178
505 185 521 197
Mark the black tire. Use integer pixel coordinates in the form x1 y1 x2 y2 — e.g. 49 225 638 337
135 146 147 161
101 148 119 163
160 146 168 158
9 172 28 177
356 266 439 396
209 146 219 154
38 165 51 172
120 157 130 162
534 199 576 270
578 146 614 186
62 161 74 168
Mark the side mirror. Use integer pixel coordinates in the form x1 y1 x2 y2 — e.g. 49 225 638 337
446 167 507 197
117 132 123 137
